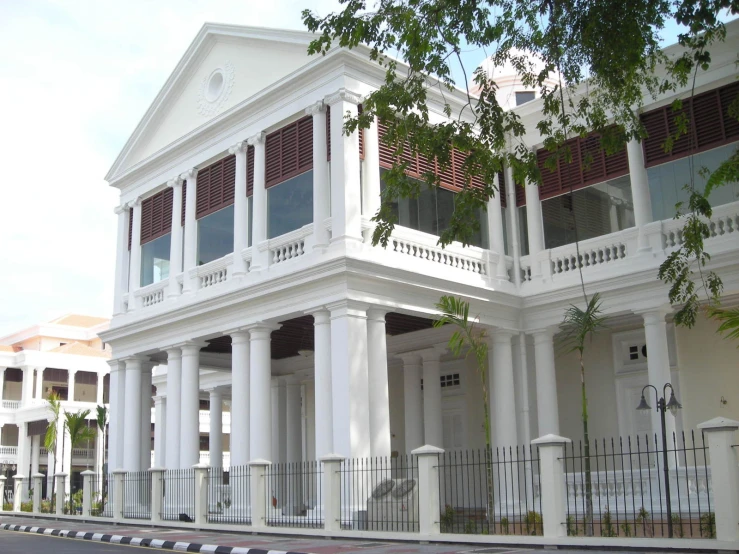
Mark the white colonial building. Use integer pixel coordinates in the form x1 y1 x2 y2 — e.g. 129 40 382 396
101 21 739 481
0 315 110 497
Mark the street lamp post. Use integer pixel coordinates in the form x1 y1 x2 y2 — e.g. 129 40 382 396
636 382 682 538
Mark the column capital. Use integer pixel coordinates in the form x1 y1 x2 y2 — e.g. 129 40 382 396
305 100 326 115
126 197 142 209
397 352 422 366
120 354 152 366
153 395 166 403
163 346 182 359
327 299 369 318
324 87 363 106
107 359 124 372
174 341 208 356
490 327 517 344
229 140 248 155
636 305 672 324
180 168 198 181
114 204 128 215
247 132 265 146
418 344 447 362
167 176 184 188
367 307 389 322
244 322 281 339
528 326 557 342
206 386 226 396
305 307 330 323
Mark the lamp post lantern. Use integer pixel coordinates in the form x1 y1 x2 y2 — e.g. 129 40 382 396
636 382 682 538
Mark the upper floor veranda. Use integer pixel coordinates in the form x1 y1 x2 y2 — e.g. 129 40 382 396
106 23 739 334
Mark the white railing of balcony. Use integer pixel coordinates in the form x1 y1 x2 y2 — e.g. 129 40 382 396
0 446 18 457
191 253 233 289
267 224 312 265
547 227 636 276
387 225 488 276
1 400 20 410
519 255 533 283
662 200 739 248
133 280 168 308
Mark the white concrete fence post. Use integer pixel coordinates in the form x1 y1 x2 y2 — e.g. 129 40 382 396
112 469 126 520
149 467 165 524
412 445 444 536
532 434 571 538
193 463 209 526
0 477 6 511
54 473 67 515
81 470 95 516
249 459 270 530
32 473 44 513
12 474 25 512
320 454 345 532
698 417 739 542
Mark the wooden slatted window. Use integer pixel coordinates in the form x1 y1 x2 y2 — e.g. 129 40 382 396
641 81 739 167
140 188 174 245
195 155 237 219
378 120 486 192
535 131 629 201
326 105 365 162
181 182 187 226
497 171 507 208
246 145 255 197
265 116 313 188
128 208 133 250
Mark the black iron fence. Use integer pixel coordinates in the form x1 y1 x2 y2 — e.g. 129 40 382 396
265 461 323 528
89 474 110 517
123 471 152 520
562 432 714 538
162 469 195 522
339 455 419 532
438 446 542 535
208 466 250 524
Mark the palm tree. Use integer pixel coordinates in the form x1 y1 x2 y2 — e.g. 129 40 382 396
560 293 606 537
65 410 96 469
95 405 107 468
44 392 62 499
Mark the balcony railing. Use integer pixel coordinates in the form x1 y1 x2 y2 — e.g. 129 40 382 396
662 201 739 248
1 400 20 410
193 253 234 289
134 280 168 308
0 446 18 457
268 224 312 265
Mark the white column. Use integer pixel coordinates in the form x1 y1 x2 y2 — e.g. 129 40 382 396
248 324 279 461
524 178 544 278
307 102 330 248
505 166 522 286
228 331 250 466
488 172 508 279
367 308 391 458
532 329 560 436
230 140 250 276
168 177 184 297
140 363 151 469
420 347 444 448
154 395 166 468
362 116 381 219
30 435 40 477
208 388 223 467
128 198 142 294
490 330 518 449
123 357 143 471
285 380 302 463
35 367 44 401
21 366 34 406
326 89 363 243
181 169 198 293
0 367 5 403
164 348 182 469
67 369 77 402
180 342 204 468
271 379 287 463
113 204 130 314
641 308 677 450
96 371 105 473
329 300 370 459
399 353 424 454
107 359 124 470
17 423 31 477
248 133 268 271
96 371 104 405
309 309 333 458
626 139 654 251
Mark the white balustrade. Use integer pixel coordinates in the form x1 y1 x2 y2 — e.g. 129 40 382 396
0 446 18 457
268 225 312 265
389 226 487 275
519 256 533 282
192 254 233 289
133 280 168 308
663 200 739 248
549 232 631 276
1 400 20 410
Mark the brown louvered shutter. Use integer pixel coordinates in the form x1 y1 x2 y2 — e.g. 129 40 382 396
246 145 254 197
265 116 314 188
497 171 507 208
358 104 365 160
140 188 174 245
641 82 739 167
378 120 394 169
326 105 331 162
181 182 187 226
128 208 133 250
196 155 237 219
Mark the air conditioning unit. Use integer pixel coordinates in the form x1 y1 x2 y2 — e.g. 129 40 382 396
366 478 419 532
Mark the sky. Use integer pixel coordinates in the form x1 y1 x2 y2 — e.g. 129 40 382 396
0 1 731 337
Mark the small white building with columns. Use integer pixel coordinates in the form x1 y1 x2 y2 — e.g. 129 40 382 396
0 315 111 497
101 22 739 480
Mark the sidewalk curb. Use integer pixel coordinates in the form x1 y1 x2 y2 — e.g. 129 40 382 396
0 523 316 554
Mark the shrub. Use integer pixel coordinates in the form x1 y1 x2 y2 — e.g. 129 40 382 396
20 501 33 512
566 515 579 536
601 510 616 537
671 514 685 538
699 512 715 538
440 504 455 532
523 511 542 535
500 517 510 535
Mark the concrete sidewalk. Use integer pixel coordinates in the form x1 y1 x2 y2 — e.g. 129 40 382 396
0 515 536 554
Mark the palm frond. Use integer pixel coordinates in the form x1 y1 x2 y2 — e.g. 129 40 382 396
65 409 96 449
708 306 739 343
44 392 62 453
96 405 107 433
560 293 607 354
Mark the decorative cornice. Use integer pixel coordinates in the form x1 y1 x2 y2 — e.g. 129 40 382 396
228 140 248 155
324 87 363 106
247 132 265 146
304 101 325 116
167 176 184 188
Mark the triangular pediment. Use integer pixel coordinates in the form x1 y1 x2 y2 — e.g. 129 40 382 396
108 24 318 181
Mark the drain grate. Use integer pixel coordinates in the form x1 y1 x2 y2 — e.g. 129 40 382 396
351 543 393 548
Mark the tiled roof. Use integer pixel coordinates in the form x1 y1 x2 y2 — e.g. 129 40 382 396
48 315 109 328
0 345 15 353
49 342 111 358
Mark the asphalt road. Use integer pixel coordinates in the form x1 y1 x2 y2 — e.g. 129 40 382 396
0 531 145 553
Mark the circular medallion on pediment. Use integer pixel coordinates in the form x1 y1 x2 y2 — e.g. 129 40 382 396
197 61 234 117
